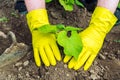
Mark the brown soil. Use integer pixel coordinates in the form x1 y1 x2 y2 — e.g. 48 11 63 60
0 1 120 80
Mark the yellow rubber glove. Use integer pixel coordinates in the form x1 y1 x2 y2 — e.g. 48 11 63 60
26 9 61 67
64 7 117 71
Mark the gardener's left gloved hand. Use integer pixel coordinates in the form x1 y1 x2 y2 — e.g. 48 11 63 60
26 9 61 67
64 7 117 71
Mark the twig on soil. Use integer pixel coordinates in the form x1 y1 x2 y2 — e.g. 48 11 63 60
99 53 106 60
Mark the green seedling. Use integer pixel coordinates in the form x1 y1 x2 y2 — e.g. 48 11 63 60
114 40 120 43
38 24 65 34
45 0 84 11
0 17 8 22
11 12 19 18
57 30 83 60
45 0 52 3
59 0 75 11
118 2 120 9
38 24 83 60
75 0 84 7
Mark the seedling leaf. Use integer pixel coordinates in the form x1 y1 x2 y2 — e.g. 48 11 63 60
75 0 84 7
38 24 83 60
57 30 83 60
45 0 52 3
59 0 74 11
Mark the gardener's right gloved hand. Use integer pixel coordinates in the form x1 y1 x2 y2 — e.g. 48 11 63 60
64 7 117 71
26 9 61 67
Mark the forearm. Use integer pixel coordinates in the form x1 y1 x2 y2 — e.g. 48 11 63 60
97 0 119 13
25 0 46 12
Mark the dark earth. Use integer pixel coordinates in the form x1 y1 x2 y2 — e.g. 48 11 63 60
0 0 120 80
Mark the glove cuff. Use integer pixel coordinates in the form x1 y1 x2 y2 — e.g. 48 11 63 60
26 9 49 32
90 7 118 34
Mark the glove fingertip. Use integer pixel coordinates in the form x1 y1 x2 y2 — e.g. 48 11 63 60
68 60 75 69
35 58 41 67
84 62 91 71
74 66 79 70
74 67 79 70
51 61 56 66
84 66 89 71
84 55 97 71
45 62 50 67
57 56 62 61
74 64 82 70
36 62 41 67
55 52 62 61
34 48 41 67
63 59 67 63
68 64 73 69
63 56 72 63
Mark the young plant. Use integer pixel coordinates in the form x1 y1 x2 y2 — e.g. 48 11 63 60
45 0 84 11
118 2 120 9
59 0 75 11
38 24 83 60
75 0 84 7
0 17 8 22
45 0 52 3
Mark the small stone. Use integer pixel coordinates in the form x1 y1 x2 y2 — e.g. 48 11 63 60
15 62 22 67
90 70 95 74
90 74 98 80
64 64 67 68
108 54 115 59
37 76 40 79
18 67 22 71
50 12 58 19
117 50 120 55
104 52 108 55
66 74 69 77
23 60 29 66
93 61 98 65
0 31 7 38
105 66 109 70
99 53 106 60
26 72 30 77
8 75 12 78
55 68 57 71
46 72 50 75
75 72 78 76
18 74 23 78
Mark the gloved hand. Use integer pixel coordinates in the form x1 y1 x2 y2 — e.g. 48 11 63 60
64 7 117 71
26 9 61 67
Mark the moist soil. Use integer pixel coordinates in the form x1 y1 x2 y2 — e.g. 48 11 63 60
0 0 120 80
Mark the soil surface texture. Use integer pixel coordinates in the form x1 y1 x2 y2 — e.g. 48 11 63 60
0 0 120 80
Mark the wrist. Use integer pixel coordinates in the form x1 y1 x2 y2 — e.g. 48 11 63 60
26 9 49 32
90 7 117 33
97 0 119 13
25 0 45 12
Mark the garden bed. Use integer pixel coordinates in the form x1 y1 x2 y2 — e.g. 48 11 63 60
0 0 120 80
